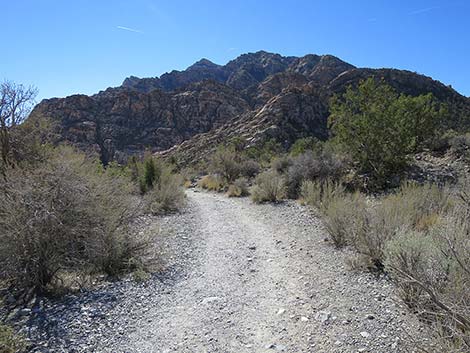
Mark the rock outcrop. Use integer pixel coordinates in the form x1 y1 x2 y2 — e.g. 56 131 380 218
29 51 470 164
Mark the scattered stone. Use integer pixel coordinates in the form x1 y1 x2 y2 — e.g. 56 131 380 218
19 308 32 316
201 296 221 305
315 310 331 324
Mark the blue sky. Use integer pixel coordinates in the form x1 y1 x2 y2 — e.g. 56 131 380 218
3 0 469 101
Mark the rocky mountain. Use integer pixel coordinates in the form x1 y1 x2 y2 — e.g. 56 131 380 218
29 51 470 164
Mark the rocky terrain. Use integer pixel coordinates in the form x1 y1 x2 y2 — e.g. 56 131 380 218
8 190 439 352
29 51 470 165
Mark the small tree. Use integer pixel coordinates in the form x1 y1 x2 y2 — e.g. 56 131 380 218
329 78 443 186
0 80 38 170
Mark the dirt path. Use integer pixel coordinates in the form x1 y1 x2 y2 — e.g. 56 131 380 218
109 190 430 353
24 189 433 352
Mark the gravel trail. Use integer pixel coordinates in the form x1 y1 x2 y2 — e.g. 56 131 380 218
22 189 433 352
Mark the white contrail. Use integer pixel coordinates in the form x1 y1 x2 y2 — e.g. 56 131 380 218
117 26 144 34
409 6 440 15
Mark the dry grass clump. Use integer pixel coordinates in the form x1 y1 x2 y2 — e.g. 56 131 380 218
227 178 249 197
146 165 186 215
198 174 225 192
316 179 468 349
354 182 450 265
300 179 346 212
384 205 470 350
271 155 293 174
0 146 150 293
323 192 367 248
251 170 286 203
0 324 25 353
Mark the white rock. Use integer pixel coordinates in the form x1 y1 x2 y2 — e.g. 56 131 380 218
315 310 331 324
201 297 221 305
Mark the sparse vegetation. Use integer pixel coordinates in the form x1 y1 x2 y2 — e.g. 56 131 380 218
251 170 286 203
289 136 322 157
0 323 25 353
0 146 151 292
227 177 249 197
0 83 185 296
198 174 225 191
271 155 293 174
312 180 469 349
285 148 346 198
146 164 186 214
300 179 347 212
210 147 243 182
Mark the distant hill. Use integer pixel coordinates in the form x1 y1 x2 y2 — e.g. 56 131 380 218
30 51 470 165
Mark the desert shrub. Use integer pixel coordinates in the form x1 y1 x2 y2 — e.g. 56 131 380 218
286 150 346 198
289 137 322 157
0 146 148 292
385 209 470 349
323 192 367 248
210 147 242 182
300 179 346 211
315 178 467 348
240 159 260 178
329 78 444 188
353 182 449 266
227 178 249 197
244 138 283 165
137 155 163 194
448 132 470 161
198 174 225 192
271 155 293 174
251 170 286 203
0 324 25 353
385 230 441 305
146 165 185 214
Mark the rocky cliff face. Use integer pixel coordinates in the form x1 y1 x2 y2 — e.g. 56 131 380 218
29 51 470 164
32 80 249 164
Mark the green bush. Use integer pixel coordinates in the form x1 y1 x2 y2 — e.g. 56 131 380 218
137 155 163 194
251 170 286 203
244 138 283 165
354 182 449 265
329 77 444 188
289 137 323 157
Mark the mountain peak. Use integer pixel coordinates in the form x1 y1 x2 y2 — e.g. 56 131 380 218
189 58 219 69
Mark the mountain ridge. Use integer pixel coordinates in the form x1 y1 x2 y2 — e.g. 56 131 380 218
30 51 470 165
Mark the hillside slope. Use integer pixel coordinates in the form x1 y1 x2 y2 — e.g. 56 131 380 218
29 51 470 164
